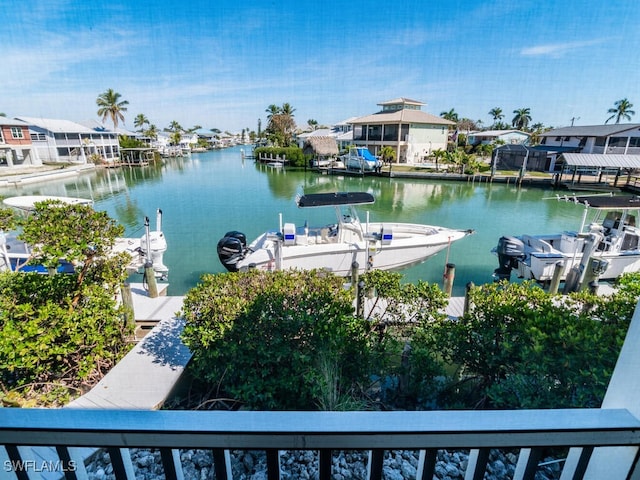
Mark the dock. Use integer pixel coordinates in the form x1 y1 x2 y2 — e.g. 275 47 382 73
67 284 189 410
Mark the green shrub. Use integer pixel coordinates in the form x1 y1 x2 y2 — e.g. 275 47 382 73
429 281 631 409
253 146 308 167
181 270 374 410
0 202 133 406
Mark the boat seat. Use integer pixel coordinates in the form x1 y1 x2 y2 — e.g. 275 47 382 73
521 235 554 253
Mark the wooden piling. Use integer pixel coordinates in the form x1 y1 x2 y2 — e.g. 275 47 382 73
121 282 135 327
443 263 455 297
145 264 159 298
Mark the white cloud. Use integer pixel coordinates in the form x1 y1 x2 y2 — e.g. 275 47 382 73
520 38 607 57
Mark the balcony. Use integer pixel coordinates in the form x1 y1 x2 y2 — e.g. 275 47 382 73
1 407 639 479
3 303 640 479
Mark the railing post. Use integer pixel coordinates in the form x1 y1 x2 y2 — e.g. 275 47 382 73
573 299 640 479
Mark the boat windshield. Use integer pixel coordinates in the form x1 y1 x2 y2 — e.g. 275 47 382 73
336 205 361 225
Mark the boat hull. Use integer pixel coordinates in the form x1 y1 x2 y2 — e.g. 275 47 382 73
236 224 469 276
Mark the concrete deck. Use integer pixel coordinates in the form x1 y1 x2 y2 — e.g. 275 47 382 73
67 284 190 410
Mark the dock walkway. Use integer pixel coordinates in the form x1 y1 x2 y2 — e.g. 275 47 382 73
67 284 190 410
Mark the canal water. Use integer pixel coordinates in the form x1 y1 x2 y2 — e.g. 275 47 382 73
1 146 587 296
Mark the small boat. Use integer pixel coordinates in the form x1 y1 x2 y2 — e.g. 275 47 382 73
342 147 383 172
494 194 640 284
0 195 169 280
217 192 473 276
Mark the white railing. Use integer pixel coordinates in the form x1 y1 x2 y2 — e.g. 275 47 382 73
1 408 639 479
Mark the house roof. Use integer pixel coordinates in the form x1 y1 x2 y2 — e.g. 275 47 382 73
560 153 640 169
377 97 425 107
302 136 339 156
470 129 529 137
0 117 29 127
350 109 454 126
16 116 96 134
540 124 640 137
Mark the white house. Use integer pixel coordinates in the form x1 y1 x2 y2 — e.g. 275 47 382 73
16 117 120 164
468 129 530 146
539 124 640 154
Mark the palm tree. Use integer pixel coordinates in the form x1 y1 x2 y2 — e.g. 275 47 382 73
144 124 159 140
488 107 504 127
440 108 459 123
96 89 129 130
307 119 318 131
133 114 149 132
167 121 183 132
512 108 532 131
265 104 280 122
606 98 635 124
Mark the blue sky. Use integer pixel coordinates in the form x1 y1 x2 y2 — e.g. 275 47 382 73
2 0 639 133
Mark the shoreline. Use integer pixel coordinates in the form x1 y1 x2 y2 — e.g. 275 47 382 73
0 164 97 188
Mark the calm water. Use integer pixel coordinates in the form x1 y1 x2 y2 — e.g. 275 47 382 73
1 146 586 296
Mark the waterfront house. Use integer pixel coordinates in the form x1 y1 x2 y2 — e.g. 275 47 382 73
468 129 530 146
494 124 640 177
15 116 120 165
0 117 41 168
539 124 640 155
348 98 454 164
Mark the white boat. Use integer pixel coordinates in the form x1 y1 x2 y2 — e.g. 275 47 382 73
0 195 169 279
217 192 473 276
494 194 640 284
341 147 383 172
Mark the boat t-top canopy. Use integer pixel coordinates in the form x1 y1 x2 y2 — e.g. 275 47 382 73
297 192 375 208
2 195 93 212
573 195 640 210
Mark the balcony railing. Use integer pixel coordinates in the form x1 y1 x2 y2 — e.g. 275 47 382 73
1 407 639 479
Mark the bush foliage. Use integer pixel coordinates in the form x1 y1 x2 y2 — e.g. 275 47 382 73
182 269 638 412
181 270 373 410
0 201 133 406
253 146 308 167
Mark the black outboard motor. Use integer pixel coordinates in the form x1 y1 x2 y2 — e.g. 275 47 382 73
217 231 247 271
494 236 525 281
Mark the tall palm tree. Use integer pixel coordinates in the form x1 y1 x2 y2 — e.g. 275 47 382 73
488 107 504 127
606 98 635 124
265 104 280 122
133 114 149 132
96 88 129 130
512 108 532 131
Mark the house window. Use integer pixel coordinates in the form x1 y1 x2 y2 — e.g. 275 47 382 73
629 137 640 148
383 124 398 141
30 133 46 141
400 124 409 141
367 125 382 141
0 129 4 143
609 137 627 148
10 127 24 139
595 137 606 147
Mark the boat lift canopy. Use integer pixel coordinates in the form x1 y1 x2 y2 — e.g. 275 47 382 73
572 195 640 210
297 192 375 208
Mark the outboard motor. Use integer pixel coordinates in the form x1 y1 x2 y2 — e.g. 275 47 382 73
217 231 247 271
493 236 525 281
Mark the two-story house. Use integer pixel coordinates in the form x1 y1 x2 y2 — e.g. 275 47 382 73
349 98 454 163
539 124 640 154
15 117 120 164
0 117 41 168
